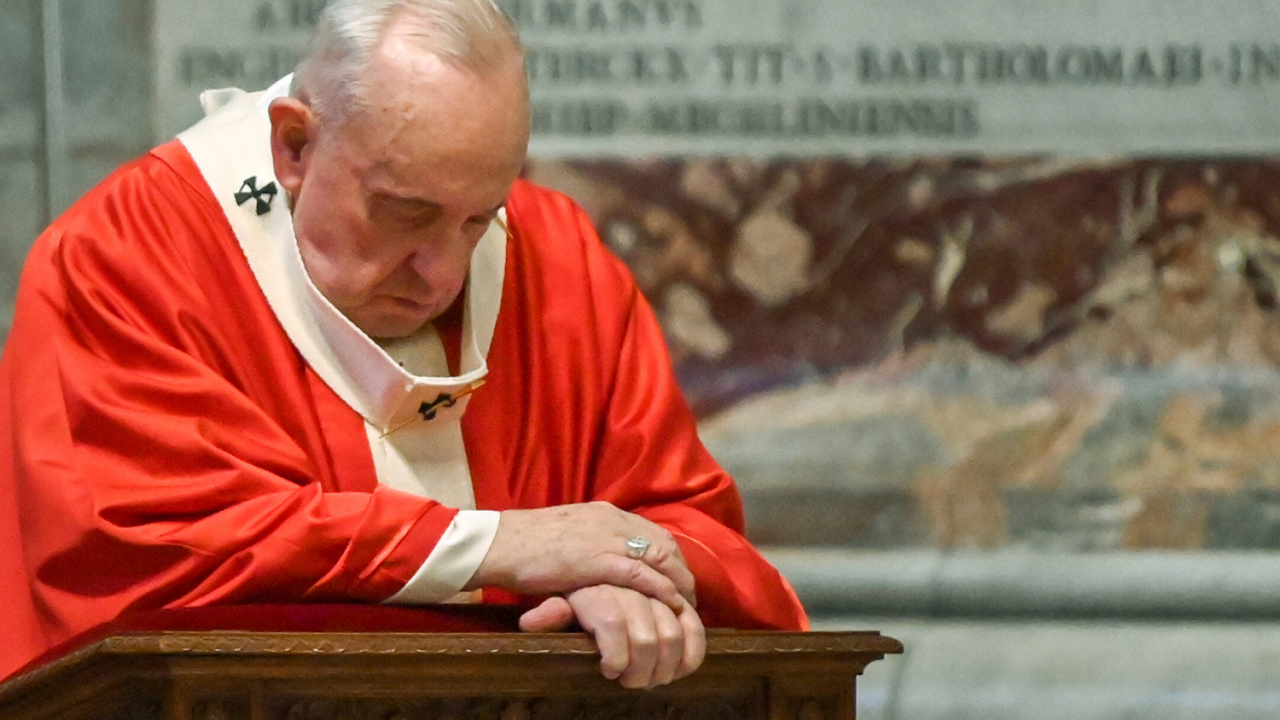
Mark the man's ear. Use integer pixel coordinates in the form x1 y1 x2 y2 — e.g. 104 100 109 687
268 97 317 197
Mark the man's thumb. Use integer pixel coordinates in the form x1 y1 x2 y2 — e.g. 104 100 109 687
518 596 575 632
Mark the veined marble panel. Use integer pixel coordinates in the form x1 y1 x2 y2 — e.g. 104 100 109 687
7 0 1280 552
528 156 1280 551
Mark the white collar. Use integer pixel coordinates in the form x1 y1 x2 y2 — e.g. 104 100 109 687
177 75 507 433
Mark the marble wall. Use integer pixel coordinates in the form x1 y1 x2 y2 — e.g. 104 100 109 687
0 0 153 333
6 0 1280 555
0 0 45 327
527 157 1280 551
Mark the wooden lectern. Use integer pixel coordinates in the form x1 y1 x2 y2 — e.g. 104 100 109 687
0 606 901 720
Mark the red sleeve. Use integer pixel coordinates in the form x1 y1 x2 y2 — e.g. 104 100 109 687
498 182 807 630
593 285 808 630
0 148 450 667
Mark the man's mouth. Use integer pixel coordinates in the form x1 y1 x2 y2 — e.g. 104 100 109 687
391 296 432 311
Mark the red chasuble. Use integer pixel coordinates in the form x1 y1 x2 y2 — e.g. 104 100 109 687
0 142 807 681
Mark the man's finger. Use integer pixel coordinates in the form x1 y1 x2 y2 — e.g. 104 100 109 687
635 538 697 608
607 554 687 611
646 598 685 688
620 516 695 607
572 589 631 681
616 589 660 690
673 598 706 680
518 596 576 633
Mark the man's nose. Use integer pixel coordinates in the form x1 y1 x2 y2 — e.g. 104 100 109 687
407 226 475 288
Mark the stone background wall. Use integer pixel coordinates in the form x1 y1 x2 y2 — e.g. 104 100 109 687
0 0 153 331
7 0 1280 554
524 158 1280 552
9 1 1280 717
0 0 46 325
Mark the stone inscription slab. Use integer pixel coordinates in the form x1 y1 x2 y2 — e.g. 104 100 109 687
153 0 321 141
155 0 1280 155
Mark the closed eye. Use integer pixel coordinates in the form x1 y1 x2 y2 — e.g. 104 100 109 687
466 204 506 232
369 194 440 228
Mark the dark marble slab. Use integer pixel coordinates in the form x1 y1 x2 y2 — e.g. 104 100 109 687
529 158 1280 409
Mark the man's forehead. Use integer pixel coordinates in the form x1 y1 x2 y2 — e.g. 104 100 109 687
357 162 511 215
346 57 524 144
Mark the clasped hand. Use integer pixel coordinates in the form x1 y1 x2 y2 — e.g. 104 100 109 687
466 501 706 689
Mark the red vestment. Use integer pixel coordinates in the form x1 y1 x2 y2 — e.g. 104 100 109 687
0 141 806 681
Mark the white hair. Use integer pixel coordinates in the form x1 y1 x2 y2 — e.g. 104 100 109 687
292 0 523 126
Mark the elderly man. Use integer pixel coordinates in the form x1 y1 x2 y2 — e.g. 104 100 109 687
0 0 806 688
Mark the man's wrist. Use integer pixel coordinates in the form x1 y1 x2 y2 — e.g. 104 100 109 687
462 507 523 591
384 510 500 603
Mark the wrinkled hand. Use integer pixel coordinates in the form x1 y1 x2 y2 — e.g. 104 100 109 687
519 586 706 689
466 501 696 610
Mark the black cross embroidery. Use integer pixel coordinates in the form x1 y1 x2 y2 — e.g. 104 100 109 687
379 381 484 437
418 393 460 421
234 176 278 216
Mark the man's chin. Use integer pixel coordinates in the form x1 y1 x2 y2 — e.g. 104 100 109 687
345 296 456 339
354 313 434 340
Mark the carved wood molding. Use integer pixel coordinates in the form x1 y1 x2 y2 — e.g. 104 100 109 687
704 631 899 655
103 700 162 720
281 696 754 720
0 630 902 712
100 629 899 657
14 630 898 679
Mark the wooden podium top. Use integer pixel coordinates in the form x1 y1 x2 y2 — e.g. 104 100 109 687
0 606 902 720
